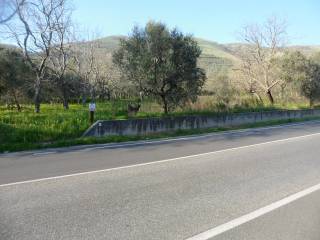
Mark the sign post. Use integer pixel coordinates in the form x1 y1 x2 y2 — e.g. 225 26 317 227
89 102 96 125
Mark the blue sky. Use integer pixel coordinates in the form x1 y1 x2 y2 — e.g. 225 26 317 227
72 0 320 45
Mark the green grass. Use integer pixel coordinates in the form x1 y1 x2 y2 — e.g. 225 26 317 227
0 100 318 153
2 116 320 153
0 102 128 152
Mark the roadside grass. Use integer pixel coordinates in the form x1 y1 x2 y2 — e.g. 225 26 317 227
1 110 320 153
0 98 318 153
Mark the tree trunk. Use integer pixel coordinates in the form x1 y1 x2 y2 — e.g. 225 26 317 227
106 91 111 101
34 93 40 113
63 98 69 110
310 98 314 108
11 90 21 112
33 76 41 113
280 84 286 101
163 104 168 114
82 96 86 106
266 89 274 105
161 95 168 114
62 87 69 110
253 92 264 104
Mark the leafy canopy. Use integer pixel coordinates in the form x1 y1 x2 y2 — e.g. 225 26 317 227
113 21 206 113
280 51 320 106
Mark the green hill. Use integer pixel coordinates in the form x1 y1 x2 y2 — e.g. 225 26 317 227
88 36 240 91
73 36 320 92
94 36 239 63
2 36 319 92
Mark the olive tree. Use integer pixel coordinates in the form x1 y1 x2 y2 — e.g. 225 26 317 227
280 51 320 107
300 63 320 107
0 47 33 110
113 21 206 114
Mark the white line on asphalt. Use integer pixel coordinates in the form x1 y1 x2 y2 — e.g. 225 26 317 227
32 151 57 156
1 131 320 188
185 183 320 240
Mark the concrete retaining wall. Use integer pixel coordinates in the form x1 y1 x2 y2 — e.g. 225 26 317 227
83 109 320 137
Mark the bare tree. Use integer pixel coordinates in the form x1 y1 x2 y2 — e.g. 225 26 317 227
236 16 288 104
48 4 73 109
91 61 123 101
70 32 124 103
0 0 25 24
71 32 114 104
71 38 96 105
3 0 70 112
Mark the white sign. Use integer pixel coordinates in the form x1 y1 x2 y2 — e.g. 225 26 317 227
89 103 96 112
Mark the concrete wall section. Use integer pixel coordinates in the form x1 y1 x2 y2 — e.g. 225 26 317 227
83 109 320 137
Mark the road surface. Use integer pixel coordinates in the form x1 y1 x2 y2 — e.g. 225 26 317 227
1 121 320 239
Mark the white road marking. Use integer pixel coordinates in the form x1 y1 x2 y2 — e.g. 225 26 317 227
1 131 320 188
76 120 320 152
186 183 320 240
32 151 57 156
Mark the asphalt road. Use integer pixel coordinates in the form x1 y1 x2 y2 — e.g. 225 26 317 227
214 190 320 240
1 121 320 239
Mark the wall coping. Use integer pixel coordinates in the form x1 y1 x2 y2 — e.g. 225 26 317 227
83 109 320 137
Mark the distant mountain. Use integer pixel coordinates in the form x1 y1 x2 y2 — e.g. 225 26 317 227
93 35 319 61
93 36 239 62
0 43 17 50
67 36 320 91
1 36 319 91
87 36 240 91
94 36 123 51
287 45 320 56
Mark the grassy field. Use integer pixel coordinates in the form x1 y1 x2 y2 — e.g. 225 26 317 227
0 98 315 153
0 102 129 152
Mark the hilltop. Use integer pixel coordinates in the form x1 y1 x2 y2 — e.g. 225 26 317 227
1 36 319 91
84 36 239 91
86 36 319 91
